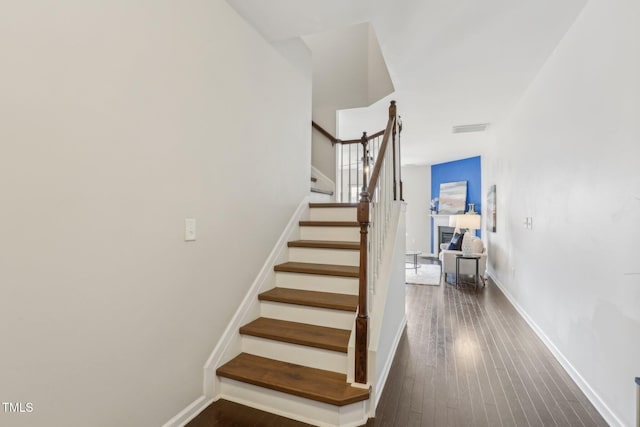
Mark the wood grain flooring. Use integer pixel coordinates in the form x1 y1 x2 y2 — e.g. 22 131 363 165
370 275 608 427
186 399 312 427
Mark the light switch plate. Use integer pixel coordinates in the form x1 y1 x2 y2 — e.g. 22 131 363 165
523 217 533 229
185 218 196 241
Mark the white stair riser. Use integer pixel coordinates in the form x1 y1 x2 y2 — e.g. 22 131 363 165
260 301 355 330
241 336 347 374
219 378 367 427
275 272 359 295
300 226 360 241
288 247 359 266
309 207 357 222
310 192 333 203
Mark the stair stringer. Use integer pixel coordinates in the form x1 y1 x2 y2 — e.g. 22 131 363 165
346 201 408 417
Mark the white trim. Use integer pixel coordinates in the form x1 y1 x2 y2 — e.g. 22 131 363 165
487 270 624 427
374 315 407 409
160 396 214 427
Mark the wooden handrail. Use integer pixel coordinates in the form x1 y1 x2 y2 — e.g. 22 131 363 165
366 129 385 140
311 121 385 145
340 129 385 145
354 100 399 385
312 121 339 145
366 116 395 195
339 138 364 145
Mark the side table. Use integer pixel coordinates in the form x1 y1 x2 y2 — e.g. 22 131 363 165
405 250 421 273
455 254 482 292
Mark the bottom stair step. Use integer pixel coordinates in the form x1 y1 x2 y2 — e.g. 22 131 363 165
217 353 369 406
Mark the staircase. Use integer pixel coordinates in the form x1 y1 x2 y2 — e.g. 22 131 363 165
215 202 370 426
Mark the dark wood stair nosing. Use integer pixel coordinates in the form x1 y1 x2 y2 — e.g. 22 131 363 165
287 240 360 250
310 188 334 195
309 203 358 208
299 220 359 227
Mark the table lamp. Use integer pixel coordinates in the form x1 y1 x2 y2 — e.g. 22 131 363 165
456 209 481 256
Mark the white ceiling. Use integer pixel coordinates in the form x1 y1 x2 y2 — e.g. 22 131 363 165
227 0 587 165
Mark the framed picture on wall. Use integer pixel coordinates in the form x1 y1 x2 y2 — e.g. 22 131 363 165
438 181 467 214
487 185 496 232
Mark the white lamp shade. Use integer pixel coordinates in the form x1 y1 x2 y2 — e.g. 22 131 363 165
448 216 458 227
456 213 481 230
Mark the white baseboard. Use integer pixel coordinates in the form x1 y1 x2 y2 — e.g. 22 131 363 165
161 396 214 427
374 315 407 409
487 270 623 427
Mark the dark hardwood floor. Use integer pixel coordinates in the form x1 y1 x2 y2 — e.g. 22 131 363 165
186 399 312 427
371 259 607 427
187 259 607 426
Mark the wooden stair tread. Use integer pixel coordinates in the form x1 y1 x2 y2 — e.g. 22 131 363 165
259 288 358 312
299 221 359 227
287 240 359 250
274 262 358 277
309 203 358 208
217 353 369 406
240 317 350 353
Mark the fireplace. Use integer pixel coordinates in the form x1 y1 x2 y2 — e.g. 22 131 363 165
431 214 456 256
437 226 455 255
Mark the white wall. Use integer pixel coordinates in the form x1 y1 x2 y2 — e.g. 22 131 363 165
371 203 407 409
311 106 338 183
305 23 394 181
485 0 640 425
0 2 311 426
402 165 431 254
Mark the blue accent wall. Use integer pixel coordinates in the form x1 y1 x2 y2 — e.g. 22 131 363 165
431 156 482 252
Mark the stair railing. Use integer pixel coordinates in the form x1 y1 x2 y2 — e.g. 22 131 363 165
311 102 403 384
355 100 401 384
311 122 388 203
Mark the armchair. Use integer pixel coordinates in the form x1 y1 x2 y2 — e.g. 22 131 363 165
439 236 487 284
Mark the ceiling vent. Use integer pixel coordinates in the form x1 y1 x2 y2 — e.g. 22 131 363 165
452 123 490 134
